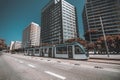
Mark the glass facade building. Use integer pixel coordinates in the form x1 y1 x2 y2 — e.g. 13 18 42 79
41 0 78 44
83 0 120 42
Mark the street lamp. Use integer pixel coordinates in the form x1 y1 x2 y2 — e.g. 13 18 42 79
100 17 109 57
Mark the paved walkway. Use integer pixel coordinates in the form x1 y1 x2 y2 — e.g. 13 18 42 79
89 54 120 60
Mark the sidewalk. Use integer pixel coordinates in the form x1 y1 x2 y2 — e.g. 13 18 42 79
89 54 120 60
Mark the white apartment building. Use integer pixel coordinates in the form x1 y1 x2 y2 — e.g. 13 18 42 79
10 41 22 50
22 22 40 48
10 41 15 50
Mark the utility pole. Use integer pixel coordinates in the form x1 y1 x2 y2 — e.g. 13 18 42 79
100 17 109 57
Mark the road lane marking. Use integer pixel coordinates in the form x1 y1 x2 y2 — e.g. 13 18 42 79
81 64 93 69
45 71 66 80
14 58 23 63
14 59 17 61
11 55 120 73
28 64 36 68
19 61 24 63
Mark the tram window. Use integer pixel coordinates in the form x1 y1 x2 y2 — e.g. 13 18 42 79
49 48 52 54
56 47 60 54
75 45 84 54
56 47 67 54
35 49 39 54
68 46 72 53
30 50 33 52
41 49 43 53
29 50 33 54
44 48 48 54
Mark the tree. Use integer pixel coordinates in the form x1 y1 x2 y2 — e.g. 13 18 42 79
114 35 120 53
96 35 120 54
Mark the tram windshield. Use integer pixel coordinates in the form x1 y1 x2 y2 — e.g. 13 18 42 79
75 45 84 54
56 47 67 54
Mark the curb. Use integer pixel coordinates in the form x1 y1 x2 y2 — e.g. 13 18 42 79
88 60 120 65
90 57 120 61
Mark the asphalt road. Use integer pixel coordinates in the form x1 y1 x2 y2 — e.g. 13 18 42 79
0 53 120 80
0 55 22 80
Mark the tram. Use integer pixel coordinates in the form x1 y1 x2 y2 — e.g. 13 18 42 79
25 42 89 60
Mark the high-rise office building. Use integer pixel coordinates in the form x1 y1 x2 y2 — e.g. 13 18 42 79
41 0 78 44
22 22 40 48
83 0 120 42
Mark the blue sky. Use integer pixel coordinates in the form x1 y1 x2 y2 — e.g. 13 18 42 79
0 0 85 45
